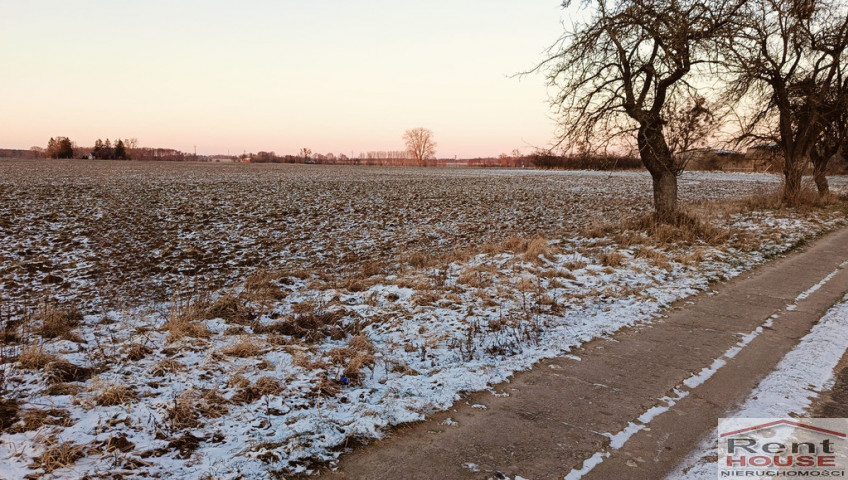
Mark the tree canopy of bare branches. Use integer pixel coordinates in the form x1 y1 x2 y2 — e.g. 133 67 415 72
403 128 437 166
536 0 744 219
720 0 848 201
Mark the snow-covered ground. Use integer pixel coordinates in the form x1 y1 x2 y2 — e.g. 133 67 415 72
2 161 847 479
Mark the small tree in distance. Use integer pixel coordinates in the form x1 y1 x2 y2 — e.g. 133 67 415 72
403 128 437 166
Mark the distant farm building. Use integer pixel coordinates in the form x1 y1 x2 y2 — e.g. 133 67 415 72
683 146 781 172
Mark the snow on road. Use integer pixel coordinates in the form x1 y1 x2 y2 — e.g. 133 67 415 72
668 293 848 479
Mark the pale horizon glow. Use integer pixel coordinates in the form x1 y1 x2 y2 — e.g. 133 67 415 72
1 1 568 158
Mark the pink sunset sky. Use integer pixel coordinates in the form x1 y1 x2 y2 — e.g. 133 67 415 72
1 1 570 158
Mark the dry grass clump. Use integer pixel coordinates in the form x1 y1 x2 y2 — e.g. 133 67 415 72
254 308 348 343
162 301 211 342
626 211 731 245
326 334 377 385
168 389 229 427
18 345 58 369
44 383 83 396
36 304 83 342
634 246 671 269
221 336 263 358
457 265 497 288
168 391 202 430
30 441 85 474
242 271 285 303
412 290 441 306
96 384 138 406
582 219 618 239
125 343 153 361
45 359 94 384
232 376 284 404
151 358 185 376
206 294 255 325
10 408 72 433
0 398 19 432
600 251 625 267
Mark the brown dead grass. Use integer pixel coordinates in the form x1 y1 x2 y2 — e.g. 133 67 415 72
162 301 211 342
10 408 73 433
600 251 625 267
18 345 58 369
254 308 348 343
96 385 138 406
634 246 671 269
207 294 255 325
125 343 153 361
625 212 731 246
30 441 85 473
151 358 185 376
523 236 554 263
221 336 263 358
36 304 83 342
45 359 93 384
168 391 202 430
232 376 284 404
326 334 376 385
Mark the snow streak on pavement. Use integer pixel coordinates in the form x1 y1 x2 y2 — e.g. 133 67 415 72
668 292 848 479
563 315 776 480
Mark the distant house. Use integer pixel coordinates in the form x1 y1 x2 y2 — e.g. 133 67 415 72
744 144 783 172
683 149 751 171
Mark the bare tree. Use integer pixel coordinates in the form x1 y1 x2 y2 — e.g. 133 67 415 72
664 95 721 167
811 91 848 194
299 147 312 161
534 0 744 219
720 0 848 201
403 128 437 166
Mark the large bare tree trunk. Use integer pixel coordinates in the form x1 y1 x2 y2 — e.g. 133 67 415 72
811 151 830 196
638 120 679 220
782 154 805 204
651 171 678 219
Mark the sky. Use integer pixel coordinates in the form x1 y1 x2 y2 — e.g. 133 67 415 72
0 1 569 158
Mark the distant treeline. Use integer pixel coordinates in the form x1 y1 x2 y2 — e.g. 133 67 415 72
5 137 643 171
242 151 641 170
529 152 643 170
